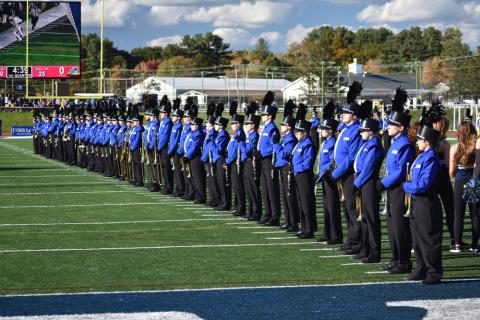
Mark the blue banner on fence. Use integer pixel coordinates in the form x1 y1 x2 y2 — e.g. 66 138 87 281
11 126 33 136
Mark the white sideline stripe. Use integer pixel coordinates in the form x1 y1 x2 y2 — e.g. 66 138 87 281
0 202 159 209
0 242 317 254
201 214 226 217
3 278 480 297
0 182 112 186
184 207 211 210
175 204 203 207
0 312 204 320
0 175 90 178
0 191 130 196
299 248 335 251
318 255 354 259
252 231 285 234
236 226 271 229
341 262 381 266
266 237 295 240
226 222 252 225
0 218 243 227
365 271 389 274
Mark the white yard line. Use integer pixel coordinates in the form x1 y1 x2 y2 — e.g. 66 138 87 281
299 248 335 251
0 202 160 209
236 226 272 229
266 237 296 240
0 242 318 254
341 262 381 266
365 271 389 274
318 255 354 259
252 231 285 234
0 191 131 196
0 218 242 227
0 182 112 187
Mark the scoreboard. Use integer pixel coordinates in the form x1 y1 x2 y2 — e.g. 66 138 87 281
0 66 81 79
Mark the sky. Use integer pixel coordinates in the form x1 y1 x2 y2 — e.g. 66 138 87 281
79 0 480 53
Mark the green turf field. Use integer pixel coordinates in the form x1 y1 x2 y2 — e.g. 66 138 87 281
0 16 79 66
0 137 478 295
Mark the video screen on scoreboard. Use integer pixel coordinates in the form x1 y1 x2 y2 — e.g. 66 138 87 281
0 1 81 79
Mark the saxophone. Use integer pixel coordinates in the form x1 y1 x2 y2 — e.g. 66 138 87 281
355 178 363 222
404 162 413 218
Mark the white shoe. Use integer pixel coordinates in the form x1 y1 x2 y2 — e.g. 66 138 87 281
450 244 462 253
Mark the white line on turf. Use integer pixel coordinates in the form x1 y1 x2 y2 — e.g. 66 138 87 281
266 237 295 240
0 312 204 320
236 226 271 229
299 248 335 251
341 262 381 266
0 182 112 187
0 242 318 254
226 222 252 225
0 218 243 227
0 175 92 178
183 207 212 210
201 214 226 217
252 231 285 234
0 191 131 196
365 271 389 274
3 278 480 297
318 255 354 259
0 202 160 209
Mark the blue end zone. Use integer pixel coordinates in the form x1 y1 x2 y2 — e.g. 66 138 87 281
1 280 480 319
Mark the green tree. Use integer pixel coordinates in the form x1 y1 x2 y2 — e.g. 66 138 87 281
253 38 271 61
423 26 442 57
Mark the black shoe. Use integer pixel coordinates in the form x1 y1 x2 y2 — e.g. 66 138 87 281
264 220 280 227
327 240 343 245
389 264 412 274
380 262 396 271
258 219 269 225
248 217 260 221
280 224 289 230
422 275 442 285
296 233 315 239
173 193 183 198
287 225 299 232
407 270 427 281
362 257 381 264
340 244 351 251
345 249 360 255
352 253 367 260
233 212 246 217
230 209 237 214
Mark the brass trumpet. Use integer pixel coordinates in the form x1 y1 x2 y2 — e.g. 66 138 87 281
355 189 363 222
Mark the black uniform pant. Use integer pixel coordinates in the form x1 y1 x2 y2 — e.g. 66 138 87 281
160 148 173 194
33 136 39 154
410 195 443 278
341 173 362 251
190 155 206 203
322 174 343 242
172 153 185 196
360 178 381 259
215 158 232 210
206 162 221 207
132 148 143 185
109 146 117 177
386 183 412 266
438 166 454 242
87 144 95 170
243 159 262 219
295 171 317 235
182 157 195 200
280 165 299 227
146 149 159 187
453 176 480 246
260 156 281 223
231 162 246 214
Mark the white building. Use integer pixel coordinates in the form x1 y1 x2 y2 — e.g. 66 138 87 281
125 76 291 106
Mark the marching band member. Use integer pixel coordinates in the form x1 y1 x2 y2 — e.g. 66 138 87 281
354 115 384 263
179 100 196 201
213 115 231 211
168 103 185 197
273 100 299 232
241 103 262 221
404 125 442 284
157 96 174 194
258 91 281 226
185 117 206 204
130 114 144 187
377 87 414 274
202 104 221 208
317 100 342 244
331 81 363 254
292 119 317 238
226 103 246 216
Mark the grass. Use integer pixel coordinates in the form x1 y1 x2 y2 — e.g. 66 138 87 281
0 138 478 295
